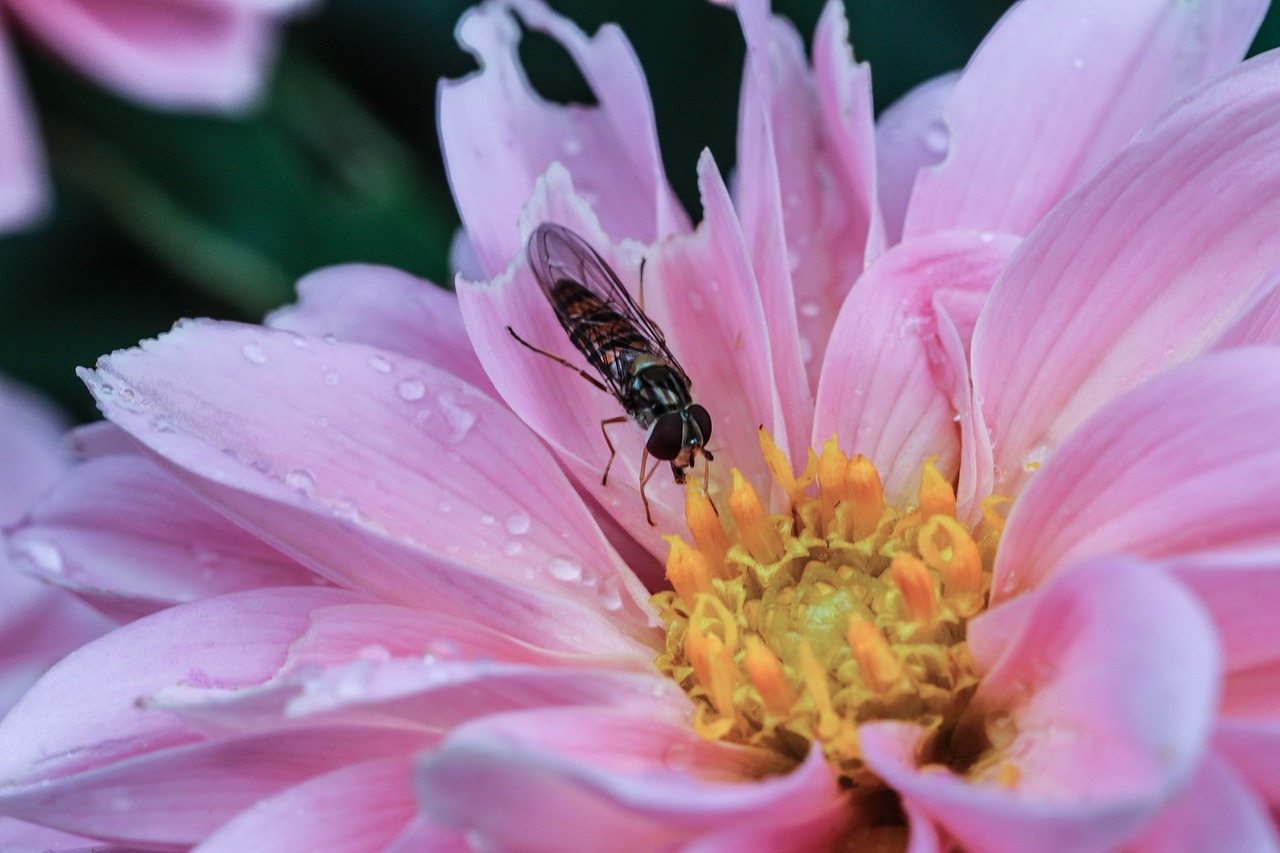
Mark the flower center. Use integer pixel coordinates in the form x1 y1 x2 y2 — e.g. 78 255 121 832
652 430 1006 789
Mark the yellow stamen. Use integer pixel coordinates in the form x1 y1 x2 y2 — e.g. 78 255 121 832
847 619 904 691
799 639 838 739
758 428 817 506
744 636 797 715
684 478 734 579
917 458 957 520
818 437 850 536
981 494 1012 534
729 469 784 563
846 454 884 540
890 554 936 621
685 625 737 717
918 516 983 597
665 536 713 602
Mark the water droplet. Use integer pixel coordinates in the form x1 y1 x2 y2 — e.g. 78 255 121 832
426 639 461 660
979 231 996 244
503 540 523 556
368 355 392 373
924 123 949 155
663 741 694 771
331 498 359 521
548 558 583 582
241 342 267 364
438 391 476 442
16 539 63 574
437 501 453 513
285 468 317 495
480 513 496 526
798 336 815 364
151 414 177 433
291 337 309 348
322 334 338 345
799 301 821 319
398 379 426 401
358 644 391 662
323 372 341 387
562 136 583 156
599 577 623 611
505 512 531 535
1071 57 1085 70
192 545 220 566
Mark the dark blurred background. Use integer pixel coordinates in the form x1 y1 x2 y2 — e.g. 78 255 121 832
2 0 1278 420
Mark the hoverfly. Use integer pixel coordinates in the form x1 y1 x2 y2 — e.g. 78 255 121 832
507 223 713 526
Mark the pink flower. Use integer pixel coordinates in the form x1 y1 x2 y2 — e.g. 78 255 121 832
4 0 1280 849
0 0 316 231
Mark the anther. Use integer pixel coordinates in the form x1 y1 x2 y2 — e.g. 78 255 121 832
918 516 983 597
847 619 904 691
818 437 850 536
744 636 797 716
890 554 936 621
846 454 884 540
758 428 817 507
917 459 957 520
665 536 713 602
729 469 785 563
684 478 734 579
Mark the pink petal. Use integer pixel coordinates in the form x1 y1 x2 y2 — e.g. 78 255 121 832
1127 751 1280 852
734 0 877 392
1211 260 1280 349
266 264 496 397
83 321 658 654
438 0 686 276
1215 720 1280 806
0 25 48 231
0 819 102 852
903 0 1268 238
196 758 423 853
7 0 287 111
994 348 1280 600
863 558 1220 853
458 163 787 535
8 454 319 622
812 0 883 266
812 231 1016 506
0 723 433 847
875 72 959 246
416 708 847 851
0 375 68 521
972 48 1280 501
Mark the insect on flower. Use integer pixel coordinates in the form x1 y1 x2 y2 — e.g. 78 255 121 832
508 223 713 526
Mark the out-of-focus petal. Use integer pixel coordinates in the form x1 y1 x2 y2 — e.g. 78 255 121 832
0 819 105 853
1211 260 1280 349
8 454 319 623
1127 752 1280 852
417 708 846 851
812 231 1016 506
195 758 423 853
972 49 1280 500
994 349 1280 601
82 321 657 654
459 163 785 534
266 264 496 397
1215 721 1280 806
863 559 1220 853
876 72 959 246
0 24 48 232
904 0 1268 238
438 0 686 276
7 0 286 111
0 376 67 520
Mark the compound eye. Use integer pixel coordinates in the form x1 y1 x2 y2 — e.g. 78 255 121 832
689 404 712 445
646 412 684 460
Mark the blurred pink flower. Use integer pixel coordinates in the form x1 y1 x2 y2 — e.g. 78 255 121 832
0 0 316 230
3 0 1280 850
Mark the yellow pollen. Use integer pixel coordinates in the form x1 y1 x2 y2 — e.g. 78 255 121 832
652 430 1003 791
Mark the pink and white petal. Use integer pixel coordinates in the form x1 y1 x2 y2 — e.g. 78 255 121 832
1215 720 1280 806
876 72 959 247
8 0 281 111
864 559 1220 853
195 758 421 853
972 49 1280 501
0 24 48 232
812 231 1017 506
8 454 319 622
460 163 783 535
812 0 883 267
993 349 1280 600
0 375 68 521
903 0 1268 238
417 708 846 852
1211 260 1280 349
266 264 496 397
0 723 433 848
67 419 140 459
438 0 686 277
83 320 659 652
0 818 107 852
734 0 862 395
1127 751 1280 853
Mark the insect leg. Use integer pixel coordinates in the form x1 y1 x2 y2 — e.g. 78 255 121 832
599 416 628 486
639 446 663 527
507 326 609 393
637 256 648 313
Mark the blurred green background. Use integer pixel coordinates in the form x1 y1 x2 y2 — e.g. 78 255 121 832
2 0 1278 420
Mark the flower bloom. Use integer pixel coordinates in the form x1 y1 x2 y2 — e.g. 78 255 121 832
0 0 316 231
4 0 1280 849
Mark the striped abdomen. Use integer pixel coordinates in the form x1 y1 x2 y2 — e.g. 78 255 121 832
551 279 652 375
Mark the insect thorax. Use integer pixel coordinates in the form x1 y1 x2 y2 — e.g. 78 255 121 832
626 360 692 426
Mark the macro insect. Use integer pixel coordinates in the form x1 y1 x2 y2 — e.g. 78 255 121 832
507 223 713 526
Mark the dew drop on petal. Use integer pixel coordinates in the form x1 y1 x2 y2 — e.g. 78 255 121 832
368 355 393 373
799 301 821 319
241 342 268 364
924 122 949 155
398 379 426 401
599 577 623 611
324 372 341 387
548 558 583 582
505 512 531 535
663 741 694 771
480 513 496 526
562 136 583 156
16 539 63 574
151 414 177 433
285 468 317 495
503 540 523 556
438 391 476 443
